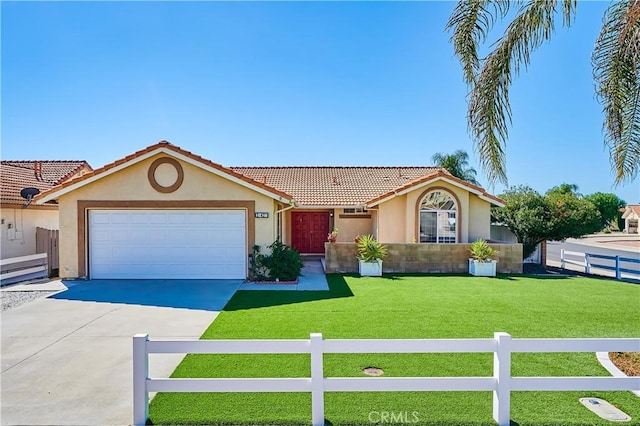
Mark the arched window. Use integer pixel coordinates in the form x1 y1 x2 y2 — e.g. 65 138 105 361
419 190 457 243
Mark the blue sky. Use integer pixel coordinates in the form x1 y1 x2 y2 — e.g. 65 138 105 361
2 1 638 203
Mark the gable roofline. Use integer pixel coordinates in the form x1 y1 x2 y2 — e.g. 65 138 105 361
53 161 93 185
365 171 505 207
1 160 92 185
36 141 293 204
622 204 640 219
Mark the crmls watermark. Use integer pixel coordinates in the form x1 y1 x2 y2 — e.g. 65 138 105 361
368 411 420 424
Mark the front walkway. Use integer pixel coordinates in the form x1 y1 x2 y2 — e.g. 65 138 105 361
239 258 329 291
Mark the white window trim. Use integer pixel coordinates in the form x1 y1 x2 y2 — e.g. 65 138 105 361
419 190 458 244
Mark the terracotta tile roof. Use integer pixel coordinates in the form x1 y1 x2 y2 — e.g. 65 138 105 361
37 142 293 202
1 161 91 206
364 170 505 206
33 141 503 207
230 166 446 205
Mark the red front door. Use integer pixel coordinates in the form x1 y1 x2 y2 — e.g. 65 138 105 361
291 211 331 254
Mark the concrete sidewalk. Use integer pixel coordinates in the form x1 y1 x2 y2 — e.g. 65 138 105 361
239 258 329 291
1 280 240 426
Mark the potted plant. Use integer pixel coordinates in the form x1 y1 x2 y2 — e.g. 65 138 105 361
357 234 387 276
468 238 497 277
327 227 339 243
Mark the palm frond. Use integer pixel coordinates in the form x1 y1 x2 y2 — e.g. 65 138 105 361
593 0 640 183
465 0 576 185
445 0 510 85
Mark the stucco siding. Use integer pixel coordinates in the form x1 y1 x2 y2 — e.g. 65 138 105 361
405 181 470 243
0 208 58 259
333 214 374 243
377 195 406 242
56 154 277 278
468 195 491 242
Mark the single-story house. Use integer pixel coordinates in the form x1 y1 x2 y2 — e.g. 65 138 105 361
621 205 639 234
1 160 92 260
36 141 519 279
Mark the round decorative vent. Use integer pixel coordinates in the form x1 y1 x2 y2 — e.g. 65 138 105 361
148 157 184 193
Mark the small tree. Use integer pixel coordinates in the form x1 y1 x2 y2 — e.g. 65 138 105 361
492 185 603 260
584 192 627 230
545 186 602 240
492 186 551 259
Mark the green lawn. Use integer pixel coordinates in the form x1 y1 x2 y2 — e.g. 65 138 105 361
149 274 640 425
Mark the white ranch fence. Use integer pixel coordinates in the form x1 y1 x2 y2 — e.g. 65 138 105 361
561 249 640 281
133 333 640 426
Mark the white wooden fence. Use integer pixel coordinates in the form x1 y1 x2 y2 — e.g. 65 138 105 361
561 249 640 280
133 333 640 426
0 253 48 285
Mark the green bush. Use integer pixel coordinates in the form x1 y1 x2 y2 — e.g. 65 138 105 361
356 234 387 262
253 240 303 281
469 238 496 262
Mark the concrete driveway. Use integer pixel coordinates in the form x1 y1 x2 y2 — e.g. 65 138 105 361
1 279 241 426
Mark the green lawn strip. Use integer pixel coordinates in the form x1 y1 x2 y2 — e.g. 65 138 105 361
149 274 640 425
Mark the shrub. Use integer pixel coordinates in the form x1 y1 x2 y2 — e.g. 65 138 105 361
254 240 304 281
469 238 496 262
356 235 388 262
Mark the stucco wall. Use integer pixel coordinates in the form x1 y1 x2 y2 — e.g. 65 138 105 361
0 208 58 259
468 195 491 242
377 195 406 243
325 242 523 274
333 213 374 243
56 154 278 278
376 181 495 244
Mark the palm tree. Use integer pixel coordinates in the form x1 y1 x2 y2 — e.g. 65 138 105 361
446 0 640 185
431 149 480 185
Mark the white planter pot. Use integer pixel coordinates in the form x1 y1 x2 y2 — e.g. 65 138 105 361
469 259 497 277
359 260 383 276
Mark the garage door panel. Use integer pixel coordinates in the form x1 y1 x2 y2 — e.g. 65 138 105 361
129 213 149 224
149 214 166 224
110 213 131 224
89 210 247 279
91 212 111 224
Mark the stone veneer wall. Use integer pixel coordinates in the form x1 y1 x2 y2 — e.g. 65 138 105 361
324 242 523 274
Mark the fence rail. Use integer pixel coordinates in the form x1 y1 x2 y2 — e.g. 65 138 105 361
0 253 48 285
560 249 640 280
132 333 640 426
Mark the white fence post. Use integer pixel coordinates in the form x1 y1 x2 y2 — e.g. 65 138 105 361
133 334 149 426
585 253 590 274
493 332 511 426
560 249 565 269
310 333 325 426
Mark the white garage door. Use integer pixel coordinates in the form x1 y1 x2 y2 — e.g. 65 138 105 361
89 210 246 279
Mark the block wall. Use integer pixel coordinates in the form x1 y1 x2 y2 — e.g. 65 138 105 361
324 242 523 274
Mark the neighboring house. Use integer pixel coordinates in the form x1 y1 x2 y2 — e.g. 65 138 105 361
621 205 640 234
1 160 92 260
36 141 507 280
